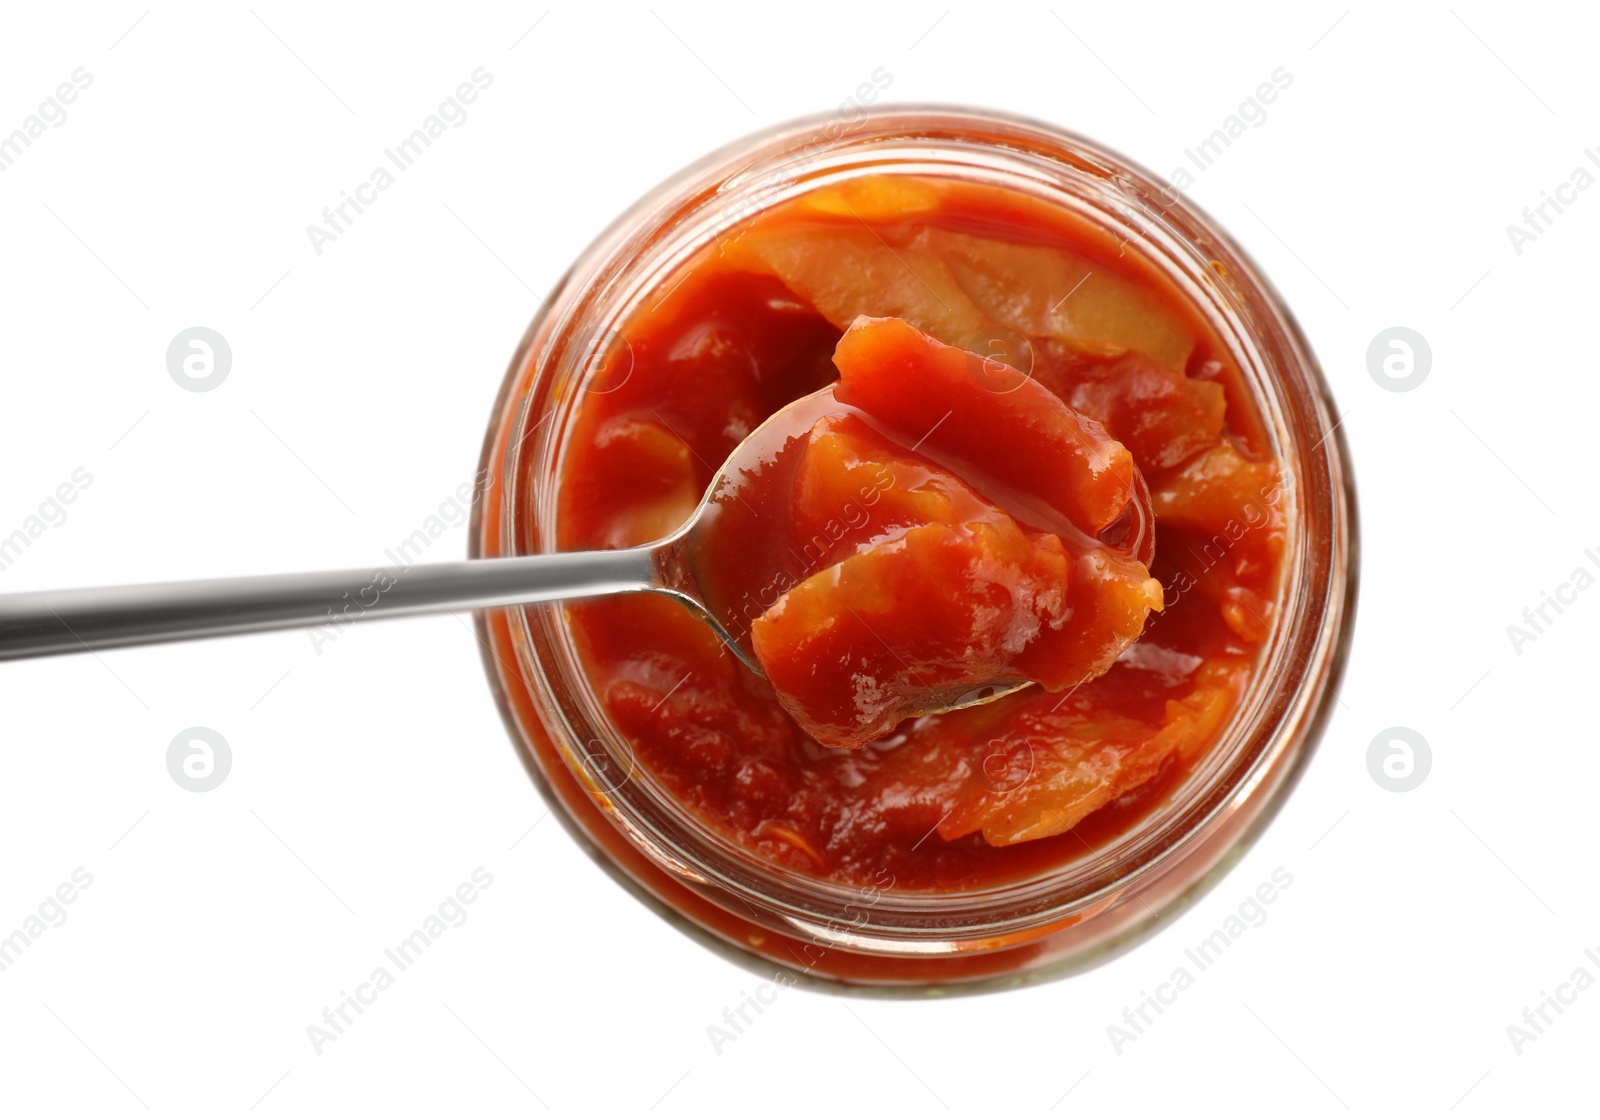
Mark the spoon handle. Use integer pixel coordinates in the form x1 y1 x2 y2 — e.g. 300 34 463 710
0 548 657 661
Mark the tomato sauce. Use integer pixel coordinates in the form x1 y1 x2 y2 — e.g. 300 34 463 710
554 175 1287 892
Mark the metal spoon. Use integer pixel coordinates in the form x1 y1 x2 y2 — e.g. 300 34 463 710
0 387 1053 715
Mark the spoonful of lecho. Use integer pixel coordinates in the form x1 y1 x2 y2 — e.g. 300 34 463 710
0 316 1160 749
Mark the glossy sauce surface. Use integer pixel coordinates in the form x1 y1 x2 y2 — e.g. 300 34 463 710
689 315 1162 750
554 176 1287 890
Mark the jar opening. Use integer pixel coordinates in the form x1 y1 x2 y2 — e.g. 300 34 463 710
487 107 1351 952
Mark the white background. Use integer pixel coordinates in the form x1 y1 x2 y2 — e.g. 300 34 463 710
0 2 1592 1116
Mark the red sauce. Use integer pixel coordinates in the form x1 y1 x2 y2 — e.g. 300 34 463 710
685 316 1163 750
554 175 1287 892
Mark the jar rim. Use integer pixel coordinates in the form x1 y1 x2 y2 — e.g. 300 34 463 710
483 105 1356 949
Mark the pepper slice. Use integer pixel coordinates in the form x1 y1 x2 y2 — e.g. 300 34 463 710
748 319 1161 750
832 315 1146 542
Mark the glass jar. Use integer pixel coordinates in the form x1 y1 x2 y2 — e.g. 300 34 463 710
469 106 1355 990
